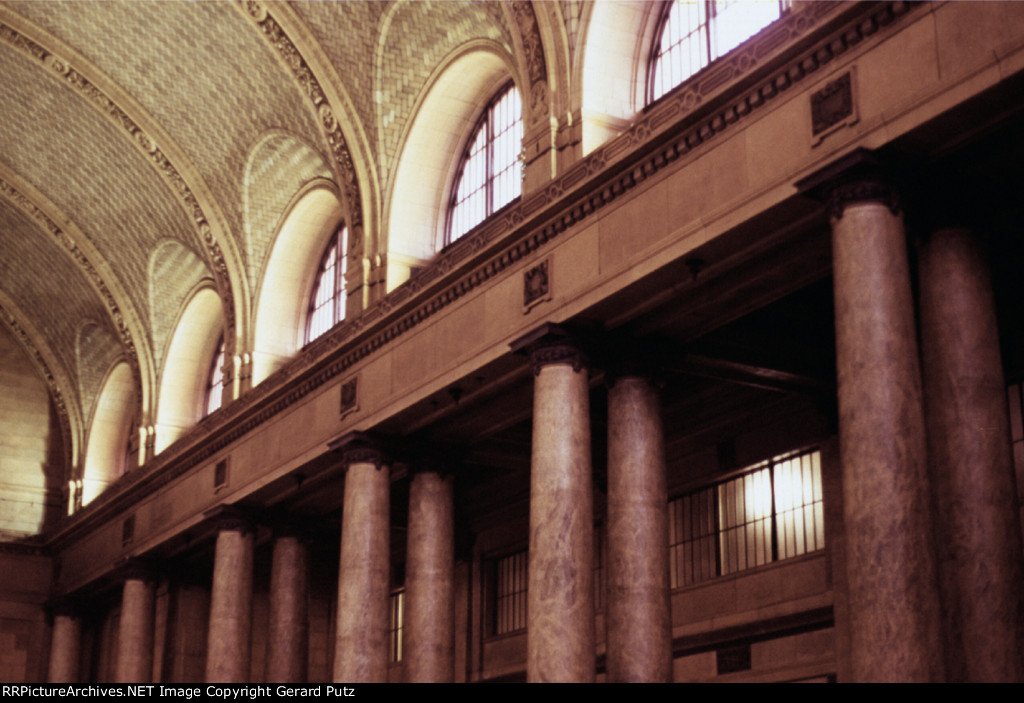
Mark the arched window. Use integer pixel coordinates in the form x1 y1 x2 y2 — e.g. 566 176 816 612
446 83 523 244
204 335 226 416
306 224 348 344
649 0 790 103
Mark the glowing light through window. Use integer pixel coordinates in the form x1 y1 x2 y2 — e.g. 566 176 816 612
204 336 226 416
306 224 348 343
669 447 824 588
650 0 789 103
447 84 523 244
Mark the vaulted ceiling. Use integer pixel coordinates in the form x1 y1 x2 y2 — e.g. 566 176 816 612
0 1 529 465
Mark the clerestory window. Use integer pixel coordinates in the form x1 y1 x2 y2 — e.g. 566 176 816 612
668 447 824 588
306 224 348 344
649 0 790 104
204 335 226 416
446 83 523 245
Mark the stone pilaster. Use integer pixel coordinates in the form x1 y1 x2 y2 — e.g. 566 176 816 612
798 150 944 682
605 370 672 682
404 463 455 682
511 324 595 683
204 506 255 683
917 224 1024 681
329 432 390 683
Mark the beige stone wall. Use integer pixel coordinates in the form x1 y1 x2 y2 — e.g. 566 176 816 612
0 325 63 537
0 550 50 683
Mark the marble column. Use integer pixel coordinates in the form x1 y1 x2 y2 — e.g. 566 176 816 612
329 432 390 683
918 225 1024 682
404 465 455 682
605 373 672 682
205 507 254 683
266 529 309 683
48 606 81 683
511 324 595 683
114 562 156 683
799 151 944 681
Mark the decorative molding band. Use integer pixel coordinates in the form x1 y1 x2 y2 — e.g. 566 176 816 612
48 0 918 560
511 0 549 122
241 1 363 232
0 14 238 338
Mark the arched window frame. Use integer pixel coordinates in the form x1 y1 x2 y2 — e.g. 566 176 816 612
305 223 348 344
204 334 226 417
445 82 523 245
648 0 791 104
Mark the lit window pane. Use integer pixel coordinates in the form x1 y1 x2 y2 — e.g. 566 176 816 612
204 336 226 416
495 550 527 634
668 447 823 588
448 84 522 244
306 225 348 344
650 1 788 103
389 590 404 663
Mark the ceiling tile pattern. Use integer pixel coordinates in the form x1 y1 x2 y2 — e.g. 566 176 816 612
9 0 329 264
0 199 113 419
0 41 189 344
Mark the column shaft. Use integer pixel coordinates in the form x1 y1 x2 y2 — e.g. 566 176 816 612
48 613 81 683
404 470 455 682
918 227 1024 681
206 527 254 682
333 461 390 683
115 576 156 683
832 196 944 681
266 535 309 683
606 376 672 682
527 362 595 682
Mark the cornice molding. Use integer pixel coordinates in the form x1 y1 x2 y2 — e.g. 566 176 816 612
0 7 245 351
46 1 919 566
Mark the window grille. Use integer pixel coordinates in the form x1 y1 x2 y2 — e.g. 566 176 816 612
494 550 528 635
649 0 790 103
388 589 404 663
204 335 226 416
669 447 824 588
447 83 522 244
306 224 348 344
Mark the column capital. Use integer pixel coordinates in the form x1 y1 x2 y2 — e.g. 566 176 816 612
264 513 314 542
203 504 257 535
48 596 83 619
601 338 667 388
510 322 588 376
115 557 158 584
329 430 390 470
796 147 901 220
